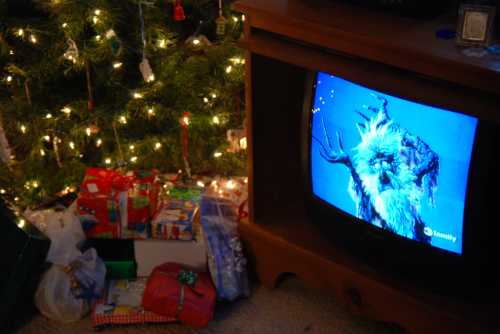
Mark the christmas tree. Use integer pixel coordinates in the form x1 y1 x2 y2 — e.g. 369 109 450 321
0 0 246 206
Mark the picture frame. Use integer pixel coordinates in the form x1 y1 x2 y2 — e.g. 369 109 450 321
456 4 496 47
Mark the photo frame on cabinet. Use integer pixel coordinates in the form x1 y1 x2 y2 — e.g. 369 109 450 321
456 4 496 47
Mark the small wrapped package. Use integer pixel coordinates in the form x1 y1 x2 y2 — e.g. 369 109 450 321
77 168 160 239
78 193 121 238
92 278 176 330
77 168 122 239
80 168 122 195
167 185 202 204
151 199 198 241
120 170 160 239
142 263 216 328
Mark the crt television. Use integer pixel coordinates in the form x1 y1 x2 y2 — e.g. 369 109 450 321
302 70 500 300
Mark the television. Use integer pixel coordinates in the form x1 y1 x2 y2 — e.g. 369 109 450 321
302 71 500 301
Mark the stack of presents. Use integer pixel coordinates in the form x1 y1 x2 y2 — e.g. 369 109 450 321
0 167 249 332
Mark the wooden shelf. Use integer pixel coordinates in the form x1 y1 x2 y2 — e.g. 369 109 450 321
233 1 500 333
239 219 493 334
234 0 500 96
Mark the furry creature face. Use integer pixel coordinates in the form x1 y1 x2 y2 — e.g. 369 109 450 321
351 111 422 238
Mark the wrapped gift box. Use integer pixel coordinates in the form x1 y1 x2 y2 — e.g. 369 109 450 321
134 233 207 277
142 263 216 328
77 168 160 239
77 168 122 238
80 168 122 195
151 199 198 241
78 192 121 239
92 278 176 330
167 186 202 204
120 170 160 240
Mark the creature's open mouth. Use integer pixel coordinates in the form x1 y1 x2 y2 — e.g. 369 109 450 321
379 172 393 192
381 172 390 185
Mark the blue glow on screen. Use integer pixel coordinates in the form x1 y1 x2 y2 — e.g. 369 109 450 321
310 72 478 255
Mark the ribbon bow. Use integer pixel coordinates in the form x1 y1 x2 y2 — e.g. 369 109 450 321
177 270 198 287
158 269 202 317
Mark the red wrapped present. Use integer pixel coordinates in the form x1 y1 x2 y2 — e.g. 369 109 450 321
78 168 122 238
80 168 122 195
78 168 160 239
142 263 216 328
120 170 160 239
78 193 121 238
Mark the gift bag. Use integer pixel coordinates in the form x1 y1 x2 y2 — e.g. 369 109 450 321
142 263 216 328
26 203 85 266
34 248 106 322
200 196 250 301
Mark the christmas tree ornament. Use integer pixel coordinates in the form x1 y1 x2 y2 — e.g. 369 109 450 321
112 122 125 166
24 79 32 106
173 0 186 21
87 124 100 135
216 16 227 37
105 29 122 56
63 38 79 63
185 21 212 50
0 113 13 168
216 0 226 36
85 59 94 112
138 2 155 82
52 136 63 168
139 57 155 82
185 34 212 49
226 128 246 153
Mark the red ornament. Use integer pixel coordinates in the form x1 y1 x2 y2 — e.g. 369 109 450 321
173 0 186 21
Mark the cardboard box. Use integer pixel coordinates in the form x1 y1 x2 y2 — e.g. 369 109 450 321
134 237 207 276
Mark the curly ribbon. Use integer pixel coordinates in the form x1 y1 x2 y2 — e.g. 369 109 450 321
176 270 200 317
159 269 202 318
177 269 198 286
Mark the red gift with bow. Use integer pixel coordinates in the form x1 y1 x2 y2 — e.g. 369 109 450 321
77 168 123 238
142 263 216 328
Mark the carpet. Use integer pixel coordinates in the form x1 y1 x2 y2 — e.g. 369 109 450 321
15 277 405 334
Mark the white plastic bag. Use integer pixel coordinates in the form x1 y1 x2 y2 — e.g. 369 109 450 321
35 248 106 323
25 203 85 266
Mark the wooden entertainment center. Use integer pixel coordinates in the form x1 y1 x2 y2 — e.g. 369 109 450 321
232 0 499 333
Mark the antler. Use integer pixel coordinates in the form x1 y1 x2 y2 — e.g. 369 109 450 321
356 94 390 128
314 117 351 165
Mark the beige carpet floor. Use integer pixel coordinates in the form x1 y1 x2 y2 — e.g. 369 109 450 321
15 277 405 334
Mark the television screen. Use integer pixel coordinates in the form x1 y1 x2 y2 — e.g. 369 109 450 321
310 72 478 255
